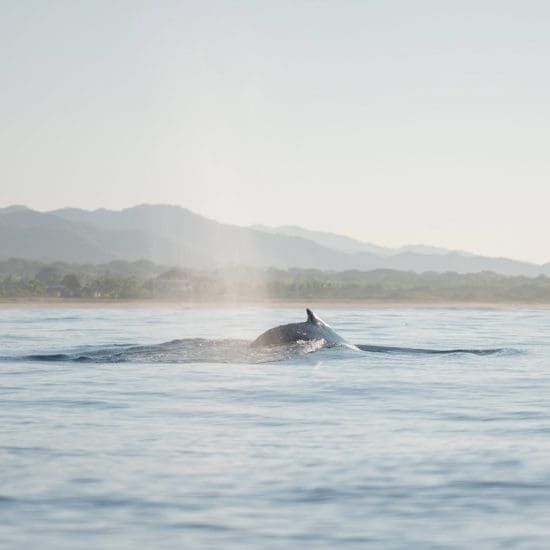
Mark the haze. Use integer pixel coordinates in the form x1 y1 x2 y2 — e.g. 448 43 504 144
1 1 549 263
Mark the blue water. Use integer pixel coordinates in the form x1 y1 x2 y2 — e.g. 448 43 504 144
1 306 549 549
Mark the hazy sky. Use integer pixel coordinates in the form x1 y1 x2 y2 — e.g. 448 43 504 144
2 1 549 263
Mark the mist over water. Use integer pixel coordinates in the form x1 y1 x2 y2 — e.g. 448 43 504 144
1 306 550 548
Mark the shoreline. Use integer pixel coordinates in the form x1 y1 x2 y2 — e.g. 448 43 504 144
1 298 550 309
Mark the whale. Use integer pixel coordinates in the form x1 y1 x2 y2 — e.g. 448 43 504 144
251 309 503 355
251 308 350 348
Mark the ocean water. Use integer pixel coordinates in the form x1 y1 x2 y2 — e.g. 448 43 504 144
1 306 549 549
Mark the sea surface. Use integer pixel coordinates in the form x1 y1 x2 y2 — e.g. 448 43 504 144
1 306 549 549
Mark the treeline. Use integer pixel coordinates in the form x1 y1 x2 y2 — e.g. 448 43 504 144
1 258 550 303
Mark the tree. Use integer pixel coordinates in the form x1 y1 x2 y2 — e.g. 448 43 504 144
61 274 81 296
36 266 61 285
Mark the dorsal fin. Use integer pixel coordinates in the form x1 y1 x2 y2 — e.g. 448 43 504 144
306 308 321 325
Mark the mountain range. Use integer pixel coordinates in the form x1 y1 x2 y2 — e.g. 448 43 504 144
0 204 548 276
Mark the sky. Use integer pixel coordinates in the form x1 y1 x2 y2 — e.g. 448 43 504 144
1 0 549 263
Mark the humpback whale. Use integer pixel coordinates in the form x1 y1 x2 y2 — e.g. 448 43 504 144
251 309 350 348
251 309 502 355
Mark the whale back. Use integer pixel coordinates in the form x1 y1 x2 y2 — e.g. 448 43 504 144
251 309 347 347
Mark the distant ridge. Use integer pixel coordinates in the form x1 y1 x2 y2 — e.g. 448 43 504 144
0 205 30 214
0 204 548 276
251 224 471 257
251 224 393 255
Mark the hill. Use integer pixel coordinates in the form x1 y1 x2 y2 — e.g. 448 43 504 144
0 204 548 276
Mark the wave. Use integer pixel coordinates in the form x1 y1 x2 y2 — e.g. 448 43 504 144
9 338 327 365
356 344 509 356
0 338 513 365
